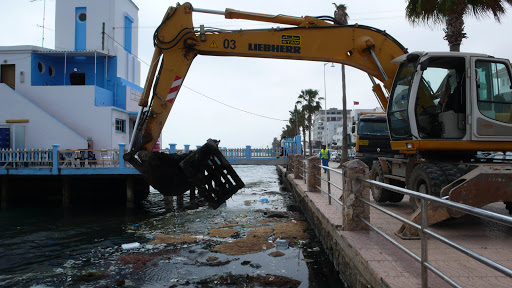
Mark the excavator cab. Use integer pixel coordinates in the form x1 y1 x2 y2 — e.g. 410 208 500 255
387 52 512 154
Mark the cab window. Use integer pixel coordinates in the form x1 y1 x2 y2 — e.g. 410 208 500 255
414 57 466 139
475 61 512 123
388 62 415 138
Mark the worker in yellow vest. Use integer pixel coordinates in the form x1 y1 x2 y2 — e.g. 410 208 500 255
319 144 330 173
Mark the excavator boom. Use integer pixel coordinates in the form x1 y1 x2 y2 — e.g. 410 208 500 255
125 2 407 206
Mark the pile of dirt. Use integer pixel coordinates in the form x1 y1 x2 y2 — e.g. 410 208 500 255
268 251 285 257
149 234 202 245
273 221 309 241
208 228 239 238
211 223 240 229
211 221 309 255
195 272 301 287
211 227 274 255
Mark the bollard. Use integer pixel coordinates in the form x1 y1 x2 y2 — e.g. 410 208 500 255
246 146 251 159
294 154 303 179
341 159 370 231
118 143 126 168
52 144 60 175
184 145 190 153
307 156 321 192
169 143 177 154
287 154 294 173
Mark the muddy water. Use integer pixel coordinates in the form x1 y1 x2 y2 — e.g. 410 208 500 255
0 165 346 287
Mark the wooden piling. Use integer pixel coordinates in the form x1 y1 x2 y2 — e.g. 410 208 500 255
164 196 174 208
62 177 71 208
126 177 134 208
1 177 7 208
190 185 196 203
177 194 184 209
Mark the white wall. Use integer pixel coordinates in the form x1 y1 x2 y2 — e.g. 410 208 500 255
126 85 142 112
111 109 130 146
55 0 141 85
0 84 87 149
0 48 34 92
15 85 123 150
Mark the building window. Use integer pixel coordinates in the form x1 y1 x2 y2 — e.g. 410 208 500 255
75 7 87 51
124 14 134 53
115 118 126 133
38 61 45 73
77 11 87 22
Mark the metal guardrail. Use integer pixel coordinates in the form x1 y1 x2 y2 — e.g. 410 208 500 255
315 165 343 206
315 163 512 288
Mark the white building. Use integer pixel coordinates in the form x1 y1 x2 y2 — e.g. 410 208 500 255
312 108 350 148
312 107 384 149
332 107 384 147
0 0 142 151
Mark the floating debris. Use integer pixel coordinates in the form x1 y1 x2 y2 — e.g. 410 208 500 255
194 272 301 287
72 271 108 283
211 227 274 255
268 251 285 257
121 242 141 250
149 234 202 245
208 228 239 238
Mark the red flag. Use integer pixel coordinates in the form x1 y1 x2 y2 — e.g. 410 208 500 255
353 101 359 105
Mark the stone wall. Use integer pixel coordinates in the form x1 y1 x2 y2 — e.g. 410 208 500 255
278 166 378 288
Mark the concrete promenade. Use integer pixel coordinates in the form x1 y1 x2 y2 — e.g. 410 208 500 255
280 161 512 288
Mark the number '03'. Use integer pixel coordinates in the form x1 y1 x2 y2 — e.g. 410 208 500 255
223 39 236 49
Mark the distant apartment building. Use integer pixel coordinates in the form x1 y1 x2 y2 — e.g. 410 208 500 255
312 107 384 149
312 108 349 148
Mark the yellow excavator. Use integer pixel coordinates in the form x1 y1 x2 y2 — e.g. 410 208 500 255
124 3 512 236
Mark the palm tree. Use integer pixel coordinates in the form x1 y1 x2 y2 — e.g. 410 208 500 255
406 0 512 52
296 89 323 156
333 3 350 164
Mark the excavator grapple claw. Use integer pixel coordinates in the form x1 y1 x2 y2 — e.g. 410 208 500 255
180 139 245 209
125 139 244 209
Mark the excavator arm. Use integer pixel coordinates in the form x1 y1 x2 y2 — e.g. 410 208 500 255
125 2 407 204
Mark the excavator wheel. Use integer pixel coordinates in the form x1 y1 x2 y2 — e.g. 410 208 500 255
505 202 512 215
370 161 392 202
387 179 405 203
408 163 448 211
437 163 466 197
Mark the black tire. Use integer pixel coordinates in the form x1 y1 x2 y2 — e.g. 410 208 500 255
388 179 405 203
370 161 392 203
408 163 448 211
505 202 512 215
437 163 466 197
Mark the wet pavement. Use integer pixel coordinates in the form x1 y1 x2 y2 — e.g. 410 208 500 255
286 161 512 288
0 165 345 288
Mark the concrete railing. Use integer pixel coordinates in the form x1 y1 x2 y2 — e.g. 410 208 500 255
285 158 512 288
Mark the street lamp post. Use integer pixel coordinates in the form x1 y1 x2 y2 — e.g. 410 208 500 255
323 63 334 148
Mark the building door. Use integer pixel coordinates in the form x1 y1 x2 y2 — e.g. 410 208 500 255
1 64 15 90
0 127 10 150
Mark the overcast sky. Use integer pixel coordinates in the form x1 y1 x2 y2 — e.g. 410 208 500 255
3 0 512 148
